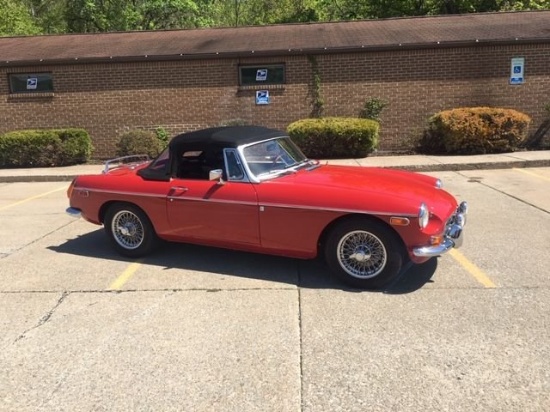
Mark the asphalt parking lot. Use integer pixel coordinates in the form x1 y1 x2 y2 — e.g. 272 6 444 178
1 167 549 411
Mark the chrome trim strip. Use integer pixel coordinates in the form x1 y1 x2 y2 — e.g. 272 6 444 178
168 197 258 207
76 187 417 217
76 187 167 199
259 202 417 217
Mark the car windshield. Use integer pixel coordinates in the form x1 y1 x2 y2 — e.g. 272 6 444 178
148 147 170 172
242 136 313 180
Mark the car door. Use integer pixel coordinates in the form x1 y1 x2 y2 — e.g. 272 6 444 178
166 149 260 246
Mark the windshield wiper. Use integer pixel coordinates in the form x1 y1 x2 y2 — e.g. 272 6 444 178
257 168 296 178
294 159 320 171
257 159 319 179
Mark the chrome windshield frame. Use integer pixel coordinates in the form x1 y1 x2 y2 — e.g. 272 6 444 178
237 135 311 183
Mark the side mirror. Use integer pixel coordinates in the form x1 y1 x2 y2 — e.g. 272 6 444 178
209 169 225 184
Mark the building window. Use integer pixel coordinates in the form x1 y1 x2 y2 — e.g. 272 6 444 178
8 73 54 93
239 65 285 86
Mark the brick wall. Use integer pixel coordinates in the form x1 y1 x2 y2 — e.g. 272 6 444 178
1 43 549 158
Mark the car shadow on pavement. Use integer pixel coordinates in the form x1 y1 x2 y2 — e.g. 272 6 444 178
298 255 438 293
383 258 438 294
49 228 437 293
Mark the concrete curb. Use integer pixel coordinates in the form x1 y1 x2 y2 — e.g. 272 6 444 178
0 175 78 183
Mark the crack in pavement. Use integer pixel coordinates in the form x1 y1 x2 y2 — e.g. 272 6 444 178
6 219 79 258
14 291 69 343
457 171 550 215
1 287 297 295
0 219 79 260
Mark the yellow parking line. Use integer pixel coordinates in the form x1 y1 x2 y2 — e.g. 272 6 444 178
449 249 496 288
513 168 550 182
109 260 143 290
0 185 67 212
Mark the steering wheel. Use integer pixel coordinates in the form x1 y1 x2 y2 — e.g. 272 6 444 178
272 154 283 165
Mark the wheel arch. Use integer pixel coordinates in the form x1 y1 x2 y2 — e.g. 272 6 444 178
99 200 149 226
317 213 407 257
99 201 120 224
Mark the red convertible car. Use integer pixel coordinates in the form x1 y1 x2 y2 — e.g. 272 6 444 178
67 126 467 289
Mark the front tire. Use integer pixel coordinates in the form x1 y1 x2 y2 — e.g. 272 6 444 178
325 218 404 289
104 203 159 258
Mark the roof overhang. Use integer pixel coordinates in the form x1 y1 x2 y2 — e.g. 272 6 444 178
1 38 548 68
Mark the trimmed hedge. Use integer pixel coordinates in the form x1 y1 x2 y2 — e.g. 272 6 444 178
0 129 93 168
420 107 531 155
116 130 164 158
287 117 379 158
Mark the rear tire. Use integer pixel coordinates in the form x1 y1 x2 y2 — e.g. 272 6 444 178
104 203 159 258
325 218 404 289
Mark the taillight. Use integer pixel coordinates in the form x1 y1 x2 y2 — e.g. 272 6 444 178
67 178 76 198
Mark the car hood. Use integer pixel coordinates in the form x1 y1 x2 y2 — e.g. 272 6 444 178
260 165 458 218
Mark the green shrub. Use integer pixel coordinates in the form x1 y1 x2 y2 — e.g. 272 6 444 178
116 130 164 158
420 107 531 154
56 129 94 164
0 128 93 168
359 97 388 122
154 126 169 146
220 119 249 127
287 117 379 158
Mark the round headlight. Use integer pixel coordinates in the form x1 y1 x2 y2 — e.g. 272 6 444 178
418 203 430 229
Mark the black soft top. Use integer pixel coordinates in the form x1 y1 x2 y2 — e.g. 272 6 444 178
169 126 285 151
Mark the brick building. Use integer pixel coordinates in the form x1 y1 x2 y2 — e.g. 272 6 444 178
0 11 549 158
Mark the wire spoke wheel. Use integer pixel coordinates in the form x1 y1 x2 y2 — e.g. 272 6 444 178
105 203 159 257
111 210 145 250
325 218 404 289
337 230 387 279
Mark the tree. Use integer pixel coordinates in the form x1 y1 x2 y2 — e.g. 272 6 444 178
0 0 41 35
500 0 550 10
431 0 501 14
3 0 550 36
313 0 550 20
24 0 68 33
207 0 319 26
65 0 211 32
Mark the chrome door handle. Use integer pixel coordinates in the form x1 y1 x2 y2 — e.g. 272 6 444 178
170 186 189 196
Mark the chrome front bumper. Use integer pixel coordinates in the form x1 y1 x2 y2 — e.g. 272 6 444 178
413 201 468 258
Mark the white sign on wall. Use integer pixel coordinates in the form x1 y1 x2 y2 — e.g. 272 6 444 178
256 90 269 105
510 57 525 85
256 69 268 81
27 77 38 90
